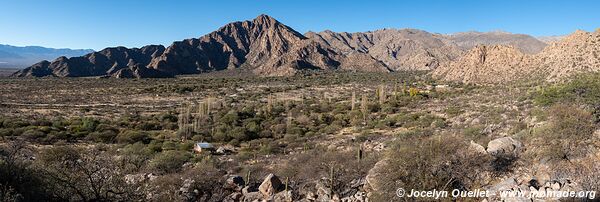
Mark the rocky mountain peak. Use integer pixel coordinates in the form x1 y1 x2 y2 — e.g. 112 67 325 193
252 14 278 27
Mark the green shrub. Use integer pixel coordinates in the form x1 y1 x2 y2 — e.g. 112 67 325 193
22 129 46 140
148 151 190 174
372 135 490 201
527 104 596 161
116 130 151 144
80 118 99 132
534 73 600 106
86 130 117 143
462 125 485 140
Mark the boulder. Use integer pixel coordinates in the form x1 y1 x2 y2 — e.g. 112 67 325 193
258 174 283 198
486 137 522 157
469 140 487 154
365 159 389 192
242 191 263 202
224 175 245 191
216 146 235 155
273 190 293 202
242 185 258 196
316 179 333 201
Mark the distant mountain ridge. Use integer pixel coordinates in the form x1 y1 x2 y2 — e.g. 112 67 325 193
13 15 390 78
445 31 548 54
14 14 598 83
0 44 93 68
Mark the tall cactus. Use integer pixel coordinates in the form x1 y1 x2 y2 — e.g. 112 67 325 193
351 91 356 111
378 85 386 105
329 166 335 190
357 145 363 162
266 94 274 114
245 170 251 187
361 94 368 122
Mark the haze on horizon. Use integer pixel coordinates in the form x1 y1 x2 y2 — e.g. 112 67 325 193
1 0 599 50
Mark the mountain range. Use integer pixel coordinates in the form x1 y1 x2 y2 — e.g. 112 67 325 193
12 14 600 84
0 44 93 68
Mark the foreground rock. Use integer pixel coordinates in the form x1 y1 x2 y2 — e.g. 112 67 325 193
486 137 522 158
258 173 283 198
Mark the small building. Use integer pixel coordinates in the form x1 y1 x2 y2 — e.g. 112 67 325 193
194 142 215 153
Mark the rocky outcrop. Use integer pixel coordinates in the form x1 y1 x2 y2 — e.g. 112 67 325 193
534 29 600 81
433 29 600 84
445 31 548 54
432 45 534 84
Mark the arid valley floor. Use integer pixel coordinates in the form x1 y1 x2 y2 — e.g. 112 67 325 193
2 70 600 201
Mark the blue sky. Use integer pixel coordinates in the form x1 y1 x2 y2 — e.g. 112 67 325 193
1 0 599 50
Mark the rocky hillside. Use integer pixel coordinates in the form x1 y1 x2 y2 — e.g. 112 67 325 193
432 45 534 84
13 15 388 78
534 30 600 81
306 29 463 71
434 29 600 84
445 31 548 54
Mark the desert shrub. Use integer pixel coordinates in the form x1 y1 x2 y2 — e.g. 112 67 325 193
275 148 379 198
148 150 191 174
86 130 117 143
534 73 600 106
21 129 46 141
229 126 251 142
0 128 14 137
462 125 485 140
159 113 178 123
178 142 194 151
162 141 177 151
116 130 151 144
80 117 100 132
393 113 445 129
445 106 463 117
147 163 228 201
371 135 491 201
527 104 596 161
2 120 29 128
136 121 162 131
320 124 341 134
36 146 140 201
120 143 156 171
0 142 51 201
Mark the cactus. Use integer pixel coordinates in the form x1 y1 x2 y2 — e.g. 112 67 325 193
361 94 368 122
378 85 386 105
178 102 193 140
357 146 363 162
267 94 274 114
393 84 398 100
285 177 289 192
351 91 356 111
329 166 335 190
245 170 251 186
287 110 293 131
